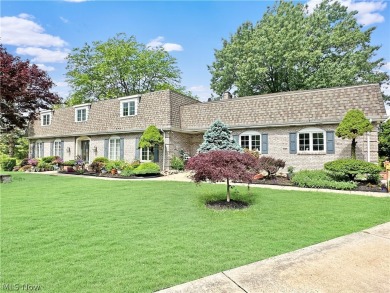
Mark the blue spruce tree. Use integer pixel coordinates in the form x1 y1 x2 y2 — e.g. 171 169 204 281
198 120 242 153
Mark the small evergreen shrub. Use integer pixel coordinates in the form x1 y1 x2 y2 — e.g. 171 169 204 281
291 170 357 190
37 161 53 171
120 166 135 177
1 157 17 171
92 157 109 164
257 156 286 178
19 158 30 167
133 162 160 175
131 160 141 169
41 156 56 163
63 160 75 166
324 159 381 181
170 155 184 170
105 160 124 172
243 148 260 158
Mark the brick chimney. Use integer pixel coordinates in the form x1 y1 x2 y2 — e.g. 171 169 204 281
222 92 232 100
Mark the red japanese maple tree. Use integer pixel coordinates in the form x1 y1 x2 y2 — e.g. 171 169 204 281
186 150 259 202
0 46 61 131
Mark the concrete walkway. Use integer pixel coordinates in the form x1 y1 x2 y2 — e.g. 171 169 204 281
157 222 390 293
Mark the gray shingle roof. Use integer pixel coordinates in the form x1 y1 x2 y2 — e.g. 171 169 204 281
180 83 387 131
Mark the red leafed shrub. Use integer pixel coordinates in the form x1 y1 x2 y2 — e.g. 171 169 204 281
257 156 286 178
186 150 259 202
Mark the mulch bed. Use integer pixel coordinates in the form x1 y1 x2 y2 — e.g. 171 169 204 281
206 199 249 210
252 176 387 193
57 171 162 179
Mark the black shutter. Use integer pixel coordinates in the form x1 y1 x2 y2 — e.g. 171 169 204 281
60 141 64 159
153 145 159 163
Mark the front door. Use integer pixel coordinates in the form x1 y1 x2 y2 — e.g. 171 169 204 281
81 140 90 162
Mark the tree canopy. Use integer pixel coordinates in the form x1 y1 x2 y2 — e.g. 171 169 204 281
335 109 373 159
209 0 388 97
186 150 259 202
0 45 61 132
138 125 164 149
65 33 185 105
379 119 390 160
198 120 242 153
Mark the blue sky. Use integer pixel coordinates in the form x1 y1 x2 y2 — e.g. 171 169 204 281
1 0 390 112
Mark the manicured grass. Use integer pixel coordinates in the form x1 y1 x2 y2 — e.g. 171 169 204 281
1 173 389 292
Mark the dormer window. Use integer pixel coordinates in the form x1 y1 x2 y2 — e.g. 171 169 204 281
41 111 51 126
73 104 91 122
119 95 140 117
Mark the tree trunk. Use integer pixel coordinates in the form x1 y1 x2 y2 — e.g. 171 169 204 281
226 178 231 202
8 135 15 157
351 138 357 159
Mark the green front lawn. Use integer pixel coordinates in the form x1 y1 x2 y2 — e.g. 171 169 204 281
1 173 389 292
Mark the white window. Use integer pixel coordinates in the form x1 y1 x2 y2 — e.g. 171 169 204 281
41 112 51 126
298 128 325 152
119 96 139 117
239 131 261 152
141 147 154 162
109 136 121 160
36 140 43 158
73 104 90 122
53 139 62 157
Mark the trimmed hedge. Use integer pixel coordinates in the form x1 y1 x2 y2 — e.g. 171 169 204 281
1 157 17 171
324 159 381 181
133 162 160 175
291 170 357 190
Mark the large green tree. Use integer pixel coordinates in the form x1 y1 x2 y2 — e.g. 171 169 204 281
379 119 390 160
336 109 373 159
209 0 388 97
66 33 185 104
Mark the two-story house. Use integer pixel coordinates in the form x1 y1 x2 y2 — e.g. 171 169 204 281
28 83 387 171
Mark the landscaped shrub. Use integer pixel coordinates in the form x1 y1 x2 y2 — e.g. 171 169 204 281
257 156 286 178
41 156 56 164
19 158 30 167
28 158 39 166
291 170 357 190
105 160 125 172
120 167 135 177
19 164 32 172
63 160 75 166
90 157 109 173
1 157 17 171
170 155 184 170
133 162 160 175
93 157 109 164
37 161 53 171
324 159 382 181
130 160 141 169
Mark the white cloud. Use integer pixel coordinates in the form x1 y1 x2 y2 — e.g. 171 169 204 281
147 36 183 52
55 81 69 87
18 13 34 20
0 15 67 47
60 16 69 23
382 62 390 71
36 64 55 72
306 0 386 26
16 47 69 63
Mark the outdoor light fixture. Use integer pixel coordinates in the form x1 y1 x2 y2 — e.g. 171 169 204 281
66 147 71 153
93 146 98 153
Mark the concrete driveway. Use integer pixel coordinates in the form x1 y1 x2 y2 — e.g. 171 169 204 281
157 222 390 293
